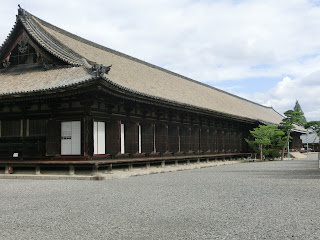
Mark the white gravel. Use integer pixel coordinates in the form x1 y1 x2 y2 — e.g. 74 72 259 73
0 154 319 240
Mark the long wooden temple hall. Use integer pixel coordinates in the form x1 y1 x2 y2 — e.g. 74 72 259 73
0 7 286 174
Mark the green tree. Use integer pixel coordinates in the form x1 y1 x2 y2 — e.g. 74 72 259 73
264 127 286 158
280 110 304 160
293 100 307 126
246 125 284 161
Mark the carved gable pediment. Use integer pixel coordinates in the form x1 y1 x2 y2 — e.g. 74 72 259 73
0 8 85 70
1 30 66 70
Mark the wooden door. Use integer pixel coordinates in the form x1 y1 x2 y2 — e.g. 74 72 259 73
61 121 81 155
93 121 105 155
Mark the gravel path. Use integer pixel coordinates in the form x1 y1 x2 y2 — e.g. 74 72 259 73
0 154 319 240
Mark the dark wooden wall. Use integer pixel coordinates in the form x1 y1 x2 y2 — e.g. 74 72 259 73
0 89 254 160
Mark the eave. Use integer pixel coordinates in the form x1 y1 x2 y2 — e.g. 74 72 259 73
98 77 258 125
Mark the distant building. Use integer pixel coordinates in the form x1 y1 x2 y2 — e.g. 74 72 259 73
300 132 319 152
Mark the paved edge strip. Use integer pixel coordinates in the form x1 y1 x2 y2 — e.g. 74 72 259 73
0 160 249 181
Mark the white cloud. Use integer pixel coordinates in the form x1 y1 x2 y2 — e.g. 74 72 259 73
240 73 320 121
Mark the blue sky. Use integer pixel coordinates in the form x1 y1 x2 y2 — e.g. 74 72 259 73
0 0 320 121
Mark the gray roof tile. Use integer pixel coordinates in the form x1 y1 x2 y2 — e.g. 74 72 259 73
0 66 92 96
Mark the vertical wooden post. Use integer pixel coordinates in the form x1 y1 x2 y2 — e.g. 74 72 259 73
200 126 209 153
46 118 60 156
165 125 169 153
84 116 93 157
108 164 113 172
124 121 138 155
155 124 167 153
69 165 75 175
168 125 179 154
191 126 200 153
146 162 150 169
35 166 40 175
92 163 99 175
4 165 9 174
105 120 121 155
161 160 165 168
141 123 153 155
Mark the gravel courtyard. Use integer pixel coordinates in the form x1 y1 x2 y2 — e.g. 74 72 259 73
0 154 319 240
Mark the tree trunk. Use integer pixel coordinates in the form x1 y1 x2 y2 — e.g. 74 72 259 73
281 131 290 160
259 144 263 161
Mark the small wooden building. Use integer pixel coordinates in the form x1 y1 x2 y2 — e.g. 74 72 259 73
300 132 319 152
0 8 285 167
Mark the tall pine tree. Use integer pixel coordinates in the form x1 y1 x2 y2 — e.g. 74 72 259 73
293 100 307 126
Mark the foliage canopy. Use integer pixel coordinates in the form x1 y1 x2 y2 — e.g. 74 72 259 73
293 100 307 126
246 125 285 160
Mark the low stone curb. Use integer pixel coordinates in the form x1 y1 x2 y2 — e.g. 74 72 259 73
0 160 245 181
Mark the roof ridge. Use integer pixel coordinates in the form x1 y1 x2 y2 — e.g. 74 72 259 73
28 10 276 111
18 9 85 66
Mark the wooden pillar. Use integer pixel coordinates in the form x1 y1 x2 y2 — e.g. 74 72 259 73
165 125 169 153
155 124 167 153
209 128 217 153
105 120 121 155
35 166 41 175
83 116 93 157
4 165 12 174
224 130 230 153
191 126 200 153
231 132 236 152
108 164 113 172
200 126 208 153
238 132 242 153
233 132 238 152
146 162 150 169
241 129 248 153
168 125 179 153
180 126 191 153
69 165 75 175
217 129 224 153
141 123 153 154
161 160 165 168
92 163 99 175
213 128 218 153
46 118 60 156
124 121 138 154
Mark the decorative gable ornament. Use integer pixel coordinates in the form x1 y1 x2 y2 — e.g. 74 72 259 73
18 35 28 54
92 63 112 77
